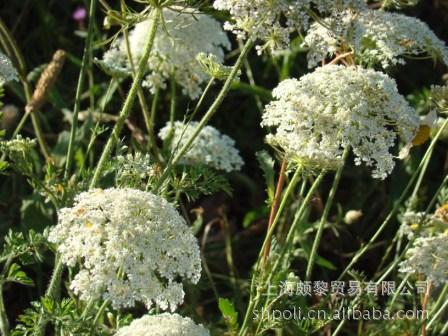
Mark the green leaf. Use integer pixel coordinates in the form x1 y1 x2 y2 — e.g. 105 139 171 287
218 298 239 330
315 256 337 271
256 151 276 202
243 206 269 228
6 263 34 286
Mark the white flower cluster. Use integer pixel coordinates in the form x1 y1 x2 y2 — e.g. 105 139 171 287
159 121 244 172
213 0 365 54
101 7 230 99
261 65 420 178
399 233 448 285
115 152 154 187
304 9 448 68
49 188 202 311
0 52 18 85
114 313 210 336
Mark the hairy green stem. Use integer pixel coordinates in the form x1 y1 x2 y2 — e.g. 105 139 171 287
0 257 13 336
338 118 448 280
34 256 64 336
64 0 97 180
154 38 254 191
306 149 348 280
90 8 161 188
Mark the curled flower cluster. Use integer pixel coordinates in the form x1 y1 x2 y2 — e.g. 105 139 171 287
0 52 18 85
114 313 210 336
399 233 448 285
101 7 230 99
304 9 448 68
213 0 365 54
159 121 244 172
261 65 420 178
49 188 202 311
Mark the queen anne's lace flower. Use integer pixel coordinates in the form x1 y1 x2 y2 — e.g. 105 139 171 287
0 52 18 85
101 7 230 99
49 188 202 311
304 9 448 68
114 153 154 187
114 313 210 336
159 121 244 172
213 0 365 54
261 65 420 178
399 233 448 285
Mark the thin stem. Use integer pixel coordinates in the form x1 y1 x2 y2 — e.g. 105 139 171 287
0 256 13 336
189 78 214 121
272 171 326 275
262 159 287 265
90 8 161 188
64 0 97 180
257 167 302 267
123 27 160 161
305 148 348 281
154 37 254 191
238 166 304 335
92 299 110 327
35 256 64 336
426 296 448 331
338 119 448 280
170 78 176 127
421 282 432 336
0 284 9 336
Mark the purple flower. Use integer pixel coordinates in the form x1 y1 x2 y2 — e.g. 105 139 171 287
73 7 87 22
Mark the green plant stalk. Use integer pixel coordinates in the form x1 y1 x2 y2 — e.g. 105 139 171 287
430 284 448 316
150 87 159 127
387 273 411 308
272 171 326 275
0 256 13 336
90 8 161 188
0 284 9 336
338 118 448 280
122 28 160 161
245 173 326 336
92 299 110 327
154 37 254 191
239 167 304 336
34 255 64 336
159 77 215 179
189 78 214 121
306 148 348 281
78 79 116 177
426 298 448 331
170 78 176 127
258 167 302 268
395 144 436 257
64 0 97 180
